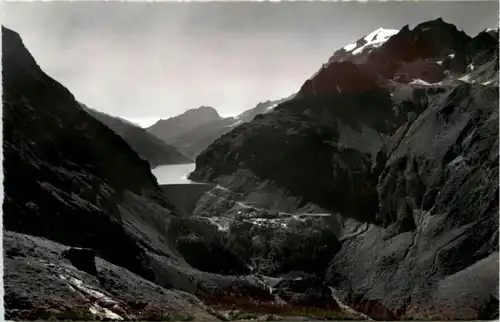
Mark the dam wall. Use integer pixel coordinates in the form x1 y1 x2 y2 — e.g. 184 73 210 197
160 183 215 215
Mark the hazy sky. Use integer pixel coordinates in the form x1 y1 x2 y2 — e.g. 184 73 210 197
2 1 498 127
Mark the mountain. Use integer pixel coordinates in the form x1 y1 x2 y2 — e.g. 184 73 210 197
236 96 295 123
190 19 499 320
82 105 192 167
4 18 499 321
147 97 292 158
147 106 221 142
5 26 325 321
2 25 210 320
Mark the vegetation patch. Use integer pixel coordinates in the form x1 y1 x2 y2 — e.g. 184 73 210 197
205 296 364 320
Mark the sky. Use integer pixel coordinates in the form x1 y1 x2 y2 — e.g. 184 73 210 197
2 1 498 127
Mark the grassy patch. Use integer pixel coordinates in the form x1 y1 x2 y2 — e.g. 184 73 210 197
205 296 363 320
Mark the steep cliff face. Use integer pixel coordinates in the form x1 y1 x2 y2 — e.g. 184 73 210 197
83 106 192 167
327 82 499 320
2 22 203 295
0 26 236 320
190 19 499 319
2 26 174 270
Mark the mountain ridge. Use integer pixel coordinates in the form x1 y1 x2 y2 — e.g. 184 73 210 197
81 104 192 167
147 105 222 142
189 18 499 319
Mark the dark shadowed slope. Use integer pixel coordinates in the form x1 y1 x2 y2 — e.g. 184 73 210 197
82 105 192 167
2 26 225 321
190 19 499 319
2 25 175 260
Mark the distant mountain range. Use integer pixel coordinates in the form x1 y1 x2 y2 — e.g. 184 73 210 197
147 106 223 142
146 96 294 158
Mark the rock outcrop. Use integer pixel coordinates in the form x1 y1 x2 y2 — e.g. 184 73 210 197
190 19 499 320
4 231 217 321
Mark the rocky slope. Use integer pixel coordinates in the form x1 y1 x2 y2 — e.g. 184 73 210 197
190 19 499 320
4 232 216 321
3 26 367 321
2 25 216 320
147 98 291 158
82 105 192 167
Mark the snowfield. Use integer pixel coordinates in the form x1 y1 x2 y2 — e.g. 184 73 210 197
351 28 399 55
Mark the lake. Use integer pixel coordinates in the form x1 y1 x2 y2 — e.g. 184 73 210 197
151 163 196 185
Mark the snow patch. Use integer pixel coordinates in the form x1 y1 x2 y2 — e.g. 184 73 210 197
448 53 455 59
343 42 357 52
468 64 475 71
408 79 443 86
458 74 472 82
486 27 499 32
409 79 432 86
482 80 494 85
351 28 399 55
60 275 116 305
266 103 278 111
89 304 123 321
436 60 443 65
226 120 242 128
309 27 398 80
58 274 123 320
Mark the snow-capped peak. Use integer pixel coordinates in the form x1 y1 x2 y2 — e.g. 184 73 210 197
266 103 279 111
352 28 399 55
343 42 357 52
364 27 399 44
343 27 399 55
485 27 499 33
309 27 399 81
